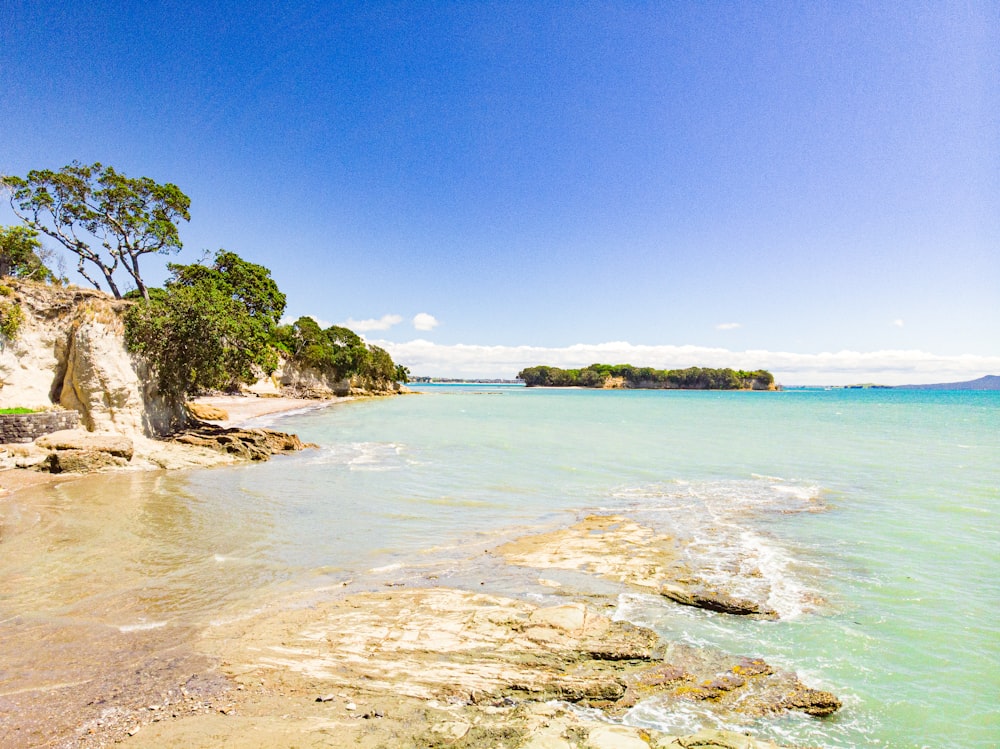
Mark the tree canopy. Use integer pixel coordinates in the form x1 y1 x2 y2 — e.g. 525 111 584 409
518 364 775 390
272 316 407 386
124 250 286 399
0 225 59 282
2 161 190 299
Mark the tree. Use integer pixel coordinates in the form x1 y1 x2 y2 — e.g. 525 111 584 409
272 317 403 384
0 225 58 281
124 250 286 399
2 161 190 299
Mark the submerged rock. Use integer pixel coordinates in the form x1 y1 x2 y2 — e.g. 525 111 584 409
498 515 779 619
660 583 778 619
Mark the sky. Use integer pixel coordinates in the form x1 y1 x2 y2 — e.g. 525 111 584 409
1 1 997 384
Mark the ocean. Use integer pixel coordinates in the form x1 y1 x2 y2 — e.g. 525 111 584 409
2 385 997 747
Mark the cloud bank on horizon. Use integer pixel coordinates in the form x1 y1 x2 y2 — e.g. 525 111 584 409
373 339 1000 387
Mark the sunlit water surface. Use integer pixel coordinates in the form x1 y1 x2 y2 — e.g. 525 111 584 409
1 386 997 747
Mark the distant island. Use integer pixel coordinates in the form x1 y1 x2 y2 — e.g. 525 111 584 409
895 375 1000 391
517 364 776 390
410 377 522 384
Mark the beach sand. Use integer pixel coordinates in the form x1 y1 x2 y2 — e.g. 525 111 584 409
188 394 349 424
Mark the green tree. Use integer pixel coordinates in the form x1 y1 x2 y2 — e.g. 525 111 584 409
2 161 190 299
273 317 403 385
124 250 286 399
0 225 57 281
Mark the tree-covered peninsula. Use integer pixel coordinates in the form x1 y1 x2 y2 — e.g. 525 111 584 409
518 364 776 390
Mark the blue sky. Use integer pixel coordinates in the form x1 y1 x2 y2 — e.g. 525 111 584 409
2 1 997 383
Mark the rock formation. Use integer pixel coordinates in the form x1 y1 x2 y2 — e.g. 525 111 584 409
170 422 313 461
499 515 780 619
192 587 838 749
0 281 314 472
0 280 182 436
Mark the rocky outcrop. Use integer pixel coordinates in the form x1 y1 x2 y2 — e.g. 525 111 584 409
660 583 777 618
184 401 229 421
499 515 780 619
0 281 182 437
170 422 313 461
203 587 839 744
35 429 134 458
25 428 136 473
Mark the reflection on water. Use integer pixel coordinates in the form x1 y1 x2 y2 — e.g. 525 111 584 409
1 472 285 628
2 388 998 748
0 472 252 747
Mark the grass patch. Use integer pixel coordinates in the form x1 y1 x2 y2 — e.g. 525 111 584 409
0 407 37 415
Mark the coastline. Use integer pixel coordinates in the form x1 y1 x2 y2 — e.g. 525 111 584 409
0 391 843 749
0 395 348 499
187 394 353 425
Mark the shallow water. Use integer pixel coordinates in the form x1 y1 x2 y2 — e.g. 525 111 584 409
1 386 998 747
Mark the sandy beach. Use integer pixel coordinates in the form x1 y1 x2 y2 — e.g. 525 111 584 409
187 394 351 424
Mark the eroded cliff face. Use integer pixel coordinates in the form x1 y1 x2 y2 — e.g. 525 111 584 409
0 281 182 437
274 357 404 399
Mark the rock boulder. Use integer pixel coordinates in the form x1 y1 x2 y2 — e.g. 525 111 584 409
170 423 312 461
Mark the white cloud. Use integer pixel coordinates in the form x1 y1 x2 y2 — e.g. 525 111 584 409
342 314 403 332
369 339 1000 386
892 319 905 328
715 322 742 331
413 312 440 331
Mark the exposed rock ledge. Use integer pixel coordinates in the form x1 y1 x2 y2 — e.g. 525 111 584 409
127 587 838 748
170 422 316 462
1 423 312 477
206 588 838 719
499 515 780 619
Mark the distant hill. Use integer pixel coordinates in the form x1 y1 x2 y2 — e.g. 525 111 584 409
896 375 1000 391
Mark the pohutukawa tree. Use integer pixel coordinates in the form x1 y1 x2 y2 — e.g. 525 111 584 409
1 161 190 300
0 225 59 281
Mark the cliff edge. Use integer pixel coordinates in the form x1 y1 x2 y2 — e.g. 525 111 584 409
0 280 182 437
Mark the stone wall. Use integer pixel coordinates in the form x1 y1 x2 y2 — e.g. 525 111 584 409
0 411 80 443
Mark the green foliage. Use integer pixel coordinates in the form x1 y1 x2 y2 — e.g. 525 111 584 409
0 283 24 341
0 407 36 414
2 161 190 299
518 364 775 390
272 317 405 385
0 225 58 281
124 250 286 399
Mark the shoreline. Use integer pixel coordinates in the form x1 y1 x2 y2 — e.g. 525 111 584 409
187 393 354 425
1 392 835 749
0 395 349 499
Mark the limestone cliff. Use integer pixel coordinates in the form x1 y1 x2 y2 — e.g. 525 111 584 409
0 280 183 437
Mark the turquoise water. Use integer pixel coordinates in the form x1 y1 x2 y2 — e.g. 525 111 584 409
3 386 998 746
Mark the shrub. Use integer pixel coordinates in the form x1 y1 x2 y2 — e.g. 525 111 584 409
0 283 24 341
